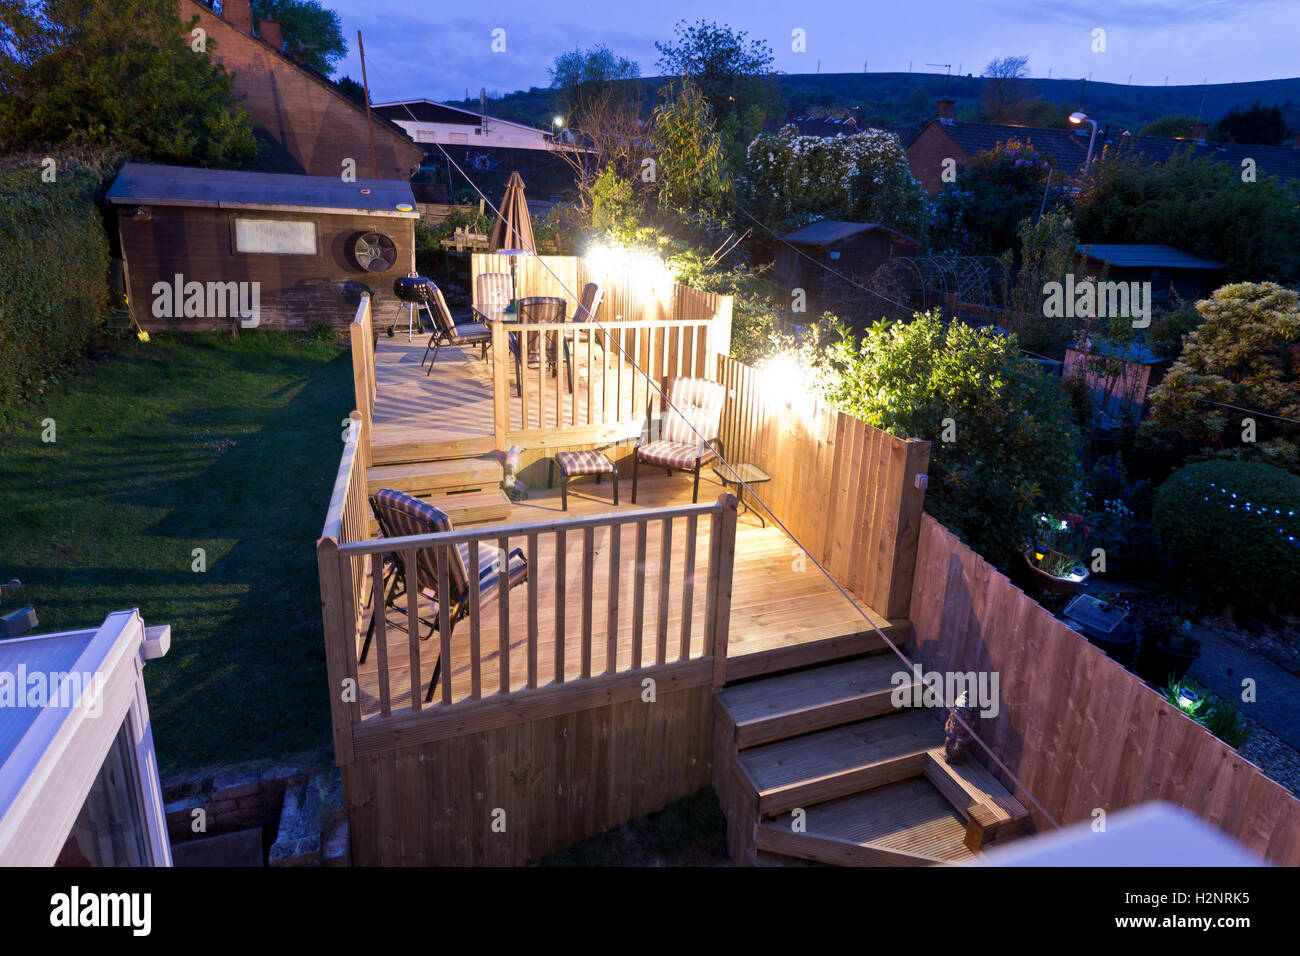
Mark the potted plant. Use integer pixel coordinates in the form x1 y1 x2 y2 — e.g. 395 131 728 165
1021 513 1091 596
1136 614 1201 685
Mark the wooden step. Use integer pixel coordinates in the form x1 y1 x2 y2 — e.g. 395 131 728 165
739 709 943 817
718 656 920 749
922 746 1030 850
371 435 497 466
366 456 500 497
755 777 977 866
725 621 911 683
366 488 512 534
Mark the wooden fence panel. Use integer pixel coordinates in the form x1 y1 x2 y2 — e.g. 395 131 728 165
908 513 1300 865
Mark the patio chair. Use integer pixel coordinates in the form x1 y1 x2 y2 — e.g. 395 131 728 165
362 489 528 702
421 284 492 374
631 376 727 504
516 296 572 393
572 282 605 348
476 272 512 312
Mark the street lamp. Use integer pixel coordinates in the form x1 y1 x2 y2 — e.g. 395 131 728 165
1070 111 1099 166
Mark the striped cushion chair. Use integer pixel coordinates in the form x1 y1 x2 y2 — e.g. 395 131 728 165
572 282 604 348
475 272 512 311
632 377 727 504
365 489 528 702
421 284 493 373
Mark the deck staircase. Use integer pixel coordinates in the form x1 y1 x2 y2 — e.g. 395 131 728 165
713 634 1030 866
366 441 511 531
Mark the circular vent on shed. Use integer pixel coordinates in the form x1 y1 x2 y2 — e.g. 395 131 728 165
353 233 398 273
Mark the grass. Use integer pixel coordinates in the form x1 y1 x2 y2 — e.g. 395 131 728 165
0 331 354 773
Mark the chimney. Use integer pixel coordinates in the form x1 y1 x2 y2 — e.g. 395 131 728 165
784 108 795 124
258 19 283 51
936 98 955 125
223 0 253 34
1293 133 1300 149
1190 122 1208 144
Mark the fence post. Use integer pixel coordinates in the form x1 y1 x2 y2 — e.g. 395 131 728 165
708 494 739 690
316 537 356 765
492 320 508 448
883 439 933 620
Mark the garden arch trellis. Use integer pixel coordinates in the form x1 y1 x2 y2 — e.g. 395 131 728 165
872 255 1009 313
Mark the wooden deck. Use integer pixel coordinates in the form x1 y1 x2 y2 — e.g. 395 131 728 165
355 470 893 721
371 330 655 450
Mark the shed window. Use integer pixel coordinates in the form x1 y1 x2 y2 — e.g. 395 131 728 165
234 218 318 255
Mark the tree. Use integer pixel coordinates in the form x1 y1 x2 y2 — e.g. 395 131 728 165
930 139 1067 256
1000 211 1079 356
649 78 730 225
335 74 365 105
1217 100 1288 146
549 43 640 116
1138 113 1200 139
981 55 1029 122
806 311 1082 564
0 0 258 167
1142 282 1300 472
654 19 776 127
1073 146 1300 281
251 0 346 76
742 126 928 240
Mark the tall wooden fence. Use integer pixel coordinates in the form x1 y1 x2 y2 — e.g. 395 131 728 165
715 356 931 621
908 513 1300 865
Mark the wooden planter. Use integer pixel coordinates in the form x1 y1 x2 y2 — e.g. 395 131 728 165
1021 549 1090 597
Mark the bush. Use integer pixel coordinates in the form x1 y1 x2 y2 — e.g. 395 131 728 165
0 148 120 417
1153 460 1300 609
808 312 1083 564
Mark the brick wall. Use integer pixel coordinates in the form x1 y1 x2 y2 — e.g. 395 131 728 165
183 0 423 179
907 123 967 193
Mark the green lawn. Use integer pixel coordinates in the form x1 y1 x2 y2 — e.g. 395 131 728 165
0 332 354 773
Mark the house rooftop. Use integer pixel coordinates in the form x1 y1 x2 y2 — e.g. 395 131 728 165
373 99 548 136
781 220 920 247
106 163 419 218
1075 243 1226 270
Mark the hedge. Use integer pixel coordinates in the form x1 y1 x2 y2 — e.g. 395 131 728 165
0 149 122 416
1153 460 1300 610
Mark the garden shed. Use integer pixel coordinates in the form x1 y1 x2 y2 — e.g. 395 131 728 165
1063 339 1172 424
1074 244 1228 305
773 221 919 313
107 163 419 330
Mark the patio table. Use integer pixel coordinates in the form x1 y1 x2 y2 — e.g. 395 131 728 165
712 461 772 527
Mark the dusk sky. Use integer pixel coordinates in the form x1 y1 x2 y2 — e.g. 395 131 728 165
326 0 1300 104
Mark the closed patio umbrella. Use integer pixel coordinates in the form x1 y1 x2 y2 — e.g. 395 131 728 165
489 172 536 253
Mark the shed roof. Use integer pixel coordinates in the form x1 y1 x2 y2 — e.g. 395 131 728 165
1075 244 1226 270
106 163 420 218
781 220 920 247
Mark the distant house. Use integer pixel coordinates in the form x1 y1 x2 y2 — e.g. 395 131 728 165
902 98 1300 192
1074 244 1228 305
108 162 419 330
774 221 919 313
184 0 422 180
373 100 577 205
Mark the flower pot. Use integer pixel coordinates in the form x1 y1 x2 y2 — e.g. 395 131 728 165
1021 549 1090 597
1136 639 1199 685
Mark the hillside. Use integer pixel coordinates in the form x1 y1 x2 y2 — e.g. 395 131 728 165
449 72 1300 140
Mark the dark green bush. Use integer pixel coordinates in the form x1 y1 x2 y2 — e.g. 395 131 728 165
1153 460 1300 609
0 149 121 416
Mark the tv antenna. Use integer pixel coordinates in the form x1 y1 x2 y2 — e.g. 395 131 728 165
926 63 952 94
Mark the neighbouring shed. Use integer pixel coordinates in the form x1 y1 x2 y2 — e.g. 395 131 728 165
107 163 419 330
1074 244 1228 305
1063 338 1172 427
773 221 920 314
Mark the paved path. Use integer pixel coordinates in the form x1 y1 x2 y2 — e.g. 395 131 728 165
1189 625 1300 750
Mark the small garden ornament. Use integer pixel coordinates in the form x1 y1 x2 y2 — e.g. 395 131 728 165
499 444 528 502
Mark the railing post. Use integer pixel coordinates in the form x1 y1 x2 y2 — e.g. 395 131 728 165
316 536 357 765
708 494 739 690
492 319 508 448
882 438 933 620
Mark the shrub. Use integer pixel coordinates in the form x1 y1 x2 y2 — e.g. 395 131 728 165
1153 460 1300 609
0 148 120 417
808 311 1083 563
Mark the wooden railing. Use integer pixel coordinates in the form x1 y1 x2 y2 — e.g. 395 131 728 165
316 410 372 764
348 294 376 467
490 318 722 443
716 355 931 620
